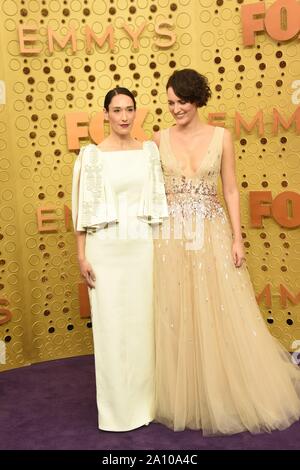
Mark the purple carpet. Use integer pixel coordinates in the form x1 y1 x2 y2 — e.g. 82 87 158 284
0 355 299 450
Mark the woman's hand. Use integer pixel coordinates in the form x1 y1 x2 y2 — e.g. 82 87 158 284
232 238 245 268
78 258 96 288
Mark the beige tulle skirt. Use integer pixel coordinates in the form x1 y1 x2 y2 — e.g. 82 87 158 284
154 215 300 435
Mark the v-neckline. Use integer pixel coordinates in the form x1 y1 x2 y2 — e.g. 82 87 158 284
167 126 217 177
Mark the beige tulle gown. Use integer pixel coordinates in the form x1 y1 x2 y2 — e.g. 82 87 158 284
154 126 300 435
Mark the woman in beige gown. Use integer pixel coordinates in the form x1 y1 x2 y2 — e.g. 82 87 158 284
72 87 168 431
154 69 300 435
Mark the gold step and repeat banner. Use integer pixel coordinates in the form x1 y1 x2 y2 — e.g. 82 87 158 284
0 0 299 370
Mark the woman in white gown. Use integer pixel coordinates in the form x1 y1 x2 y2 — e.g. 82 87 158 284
72 87 168 431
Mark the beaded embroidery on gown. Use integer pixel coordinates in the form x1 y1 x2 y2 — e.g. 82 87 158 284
154 126 300 435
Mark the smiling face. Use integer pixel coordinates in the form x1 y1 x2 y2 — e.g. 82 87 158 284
105 93 136 136
167 86 198 126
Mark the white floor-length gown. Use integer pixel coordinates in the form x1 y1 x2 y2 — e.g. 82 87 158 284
72 141 168 431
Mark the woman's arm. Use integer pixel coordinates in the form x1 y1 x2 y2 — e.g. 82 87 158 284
72 148 96 288
75 231 96 288
220 128 245 268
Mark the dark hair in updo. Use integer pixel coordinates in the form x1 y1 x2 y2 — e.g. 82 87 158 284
166 69 212 108
104 87 136 111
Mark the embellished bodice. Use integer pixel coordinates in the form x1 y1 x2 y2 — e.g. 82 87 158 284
72 141 168 233
159 127 225 219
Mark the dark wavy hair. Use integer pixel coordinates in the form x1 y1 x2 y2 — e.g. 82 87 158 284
166 69 212 108
104 87 136 111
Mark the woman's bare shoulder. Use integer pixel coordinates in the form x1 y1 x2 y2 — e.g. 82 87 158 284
152 130 161 147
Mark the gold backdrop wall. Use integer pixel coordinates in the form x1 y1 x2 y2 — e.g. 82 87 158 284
0 0 299 371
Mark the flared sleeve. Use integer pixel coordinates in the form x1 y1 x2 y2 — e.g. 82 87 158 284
138 140 169 224
71 144 118 232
